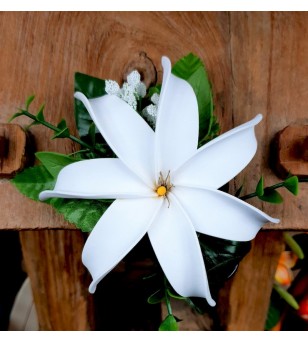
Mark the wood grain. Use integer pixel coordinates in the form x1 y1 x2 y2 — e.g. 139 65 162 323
0 12 232 230
217 232 285 330
19 230 94 330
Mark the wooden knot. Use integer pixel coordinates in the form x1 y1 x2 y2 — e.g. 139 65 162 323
122 52 157 89
0 123 28 178
273 125 308 178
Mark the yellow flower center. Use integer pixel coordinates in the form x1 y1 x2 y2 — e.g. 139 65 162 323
156 185 167 196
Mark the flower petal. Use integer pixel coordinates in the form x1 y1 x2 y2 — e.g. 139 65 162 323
172 186 279 242
75 92 155 186
173 115 263 189
148 194 215 306
154 57 199 180
83 197 163 293
39 158 154 201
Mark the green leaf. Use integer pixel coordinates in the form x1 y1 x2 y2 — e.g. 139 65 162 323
172 53 218 145
11 165 55 201
36 104 45 122
35 152 80 178
265 301 281 330
283 175 299 195
52 119 70 139
258 188 283 204
48 198 111 232
283 233 304 259
159 315 179 331
74 72 106 138
256 176 264 196
148 85 161 98
25 95 35 110
8 112 23 122
147 289 164 304
273 283 299 310
88 122 96 145
166 288 186 300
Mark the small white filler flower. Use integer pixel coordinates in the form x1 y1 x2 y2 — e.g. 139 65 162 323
40 57 279 306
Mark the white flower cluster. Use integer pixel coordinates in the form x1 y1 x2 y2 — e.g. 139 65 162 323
105 70 146 111
142 93 160 128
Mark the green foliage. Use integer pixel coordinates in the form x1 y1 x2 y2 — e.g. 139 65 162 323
159 315 179 331
256 176 264 196
283 232 304 260
147 289 164 304
48 198 111 232
52 119 70 139
273 283 299 310
11 152 112 232
11 165 55 201
74 72 106 138
265 300 281 330
35 152 80 178
172 53 219 146
283 175 299 195
258 188 283 204
25 95 35 110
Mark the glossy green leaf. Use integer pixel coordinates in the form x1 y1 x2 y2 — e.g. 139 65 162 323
35 152 80 178
265 301 281 330
159 315 179 331
258 188 283 204
36 104 45 122
147 289 164 304
74 72 106 138
283 175 299 195
172 53 218 146
283 233 304 260
25 95 35 110
52 119 70 139
11 165 55 201
48 198 111 232
8 112 23 122
273 283 299 310
256 176 264 196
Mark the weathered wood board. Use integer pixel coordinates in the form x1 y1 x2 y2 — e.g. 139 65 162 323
0 12 307 331
0 12 306 230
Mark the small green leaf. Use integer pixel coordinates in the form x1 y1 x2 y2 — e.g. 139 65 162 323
52 119 70 139
172 53 219 146
273 283 299 310
36 104 45 122
159 315 179 331
74 72 106 138
258 189 283 204
256 176 264 196
88 122 96 145
265 301 281 330
283 233 304 259
35 152 80 178
148 85 161 98
283 175 299 195
147 289 164 304
11 165 55 201
25 95 35 110
166 288 186 300
8 112 23 122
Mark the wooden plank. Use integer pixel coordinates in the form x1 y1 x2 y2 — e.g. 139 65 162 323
0 12 232 230
229 12 308 230
19 230 94 330
217 232 285 330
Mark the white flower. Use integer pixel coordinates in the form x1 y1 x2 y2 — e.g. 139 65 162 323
105 80 120 96
40 57 279 306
